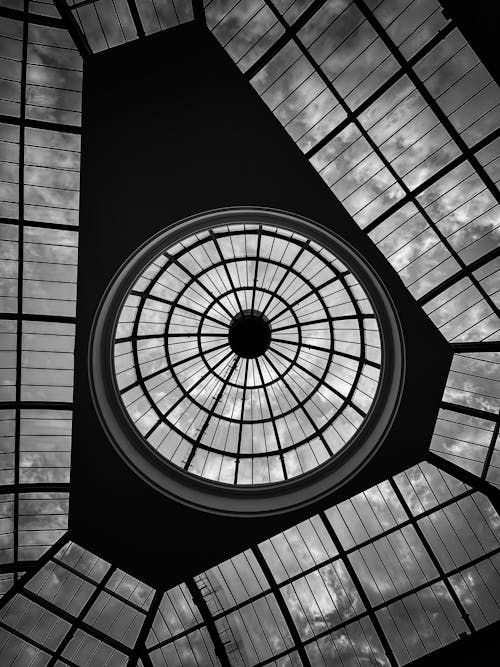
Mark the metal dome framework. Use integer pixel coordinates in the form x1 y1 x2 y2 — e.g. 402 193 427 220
0 0 499 665
112 218 383 486
89 208 404 515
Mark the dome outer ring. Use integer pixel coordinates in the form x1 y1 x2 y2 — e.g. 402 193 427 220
89 207 406 517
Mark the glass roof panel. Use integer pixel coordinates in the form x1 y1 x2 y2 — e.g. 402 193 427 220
1 458 496 664
0 3 499 662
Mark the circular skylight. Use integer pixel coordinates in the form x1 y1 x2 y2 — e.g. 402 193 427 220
112 220 382 485
91 209 403 514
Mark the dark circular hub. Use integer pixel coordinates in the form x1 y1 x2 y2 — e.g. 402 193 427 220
229 310 271 359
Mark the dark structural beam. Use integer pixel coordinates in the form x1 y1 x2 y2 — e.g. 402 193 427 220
419 245 500 307
439 0 500 87
252 545 313 667
52 0 92 59
0 312 75 325
440 400 499 424
128 589 163 666
125 0 145 39
388 478 475 633
192 0 207 25
319 510 399 666
0 400 73 411
0 534 69 611
428 451 500 513
0 216 80 233
185 579 232 667
0 4 65 27
0 482 70 495
451 341 500 354
0 113 82 136
304 21 454 161
245 0 330 80
364 126 500 235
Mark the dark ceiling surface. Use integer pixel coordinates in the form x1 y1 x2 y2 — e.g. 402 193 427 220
71 21 450 589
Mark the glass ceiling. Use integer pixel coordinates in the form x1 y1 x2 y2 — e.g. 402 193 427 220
113 221 381 485
0 461 499 665
0 0 499 663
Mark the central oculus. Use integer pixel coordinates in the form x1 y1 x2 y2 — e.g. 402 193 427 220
228 309 271 359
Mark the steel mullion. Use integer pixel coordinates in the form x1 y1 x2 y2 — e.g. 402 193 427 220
185 578 232 667
250 225 262 313
267 271 347 325
272 336 381 370
451 341 500 354
183 355 239 471
317 510 398 666
130 289 225 328
481 415 500 481
250 544 312 666
269 344 364 416
419 245 500 306
0 619 66 663
352 0 500 210
0 112 82 135
272 312 374 332
233 357 249 483
440 400 500 423
262 352 333 456
12 0 29 589
209 230 245 316
0 533 69 612
124 0 145 39
143 348 234 440
0 560 37 575
188 487 480 628
49 557 149 615
128 588 163 666
141 652 154 666
0 400 73 410
145 617 207 653
304 22 455 161
364 125 500 234
0 4 65 28
255 357 288 479
164 251 235 322
120 340 229 394
52 0 92 59
192 0 207 25
42 565 129 665
258 240 311 318
0 484 70 499
0 217 81 233
388 477 475 633
244 0 330 80
0 311 76 324
295 544 500 652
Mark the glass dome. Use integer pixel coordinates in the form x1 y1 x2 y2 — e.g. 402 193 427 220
113 220 382 485
91 209 403 513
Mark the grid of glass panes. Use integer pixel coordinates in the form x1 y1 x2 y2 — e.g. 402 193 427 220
0 539 161 665
430 348 500 489
206 0 499 344
144 461 500 666
0 462 498 666
0 3 81 596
